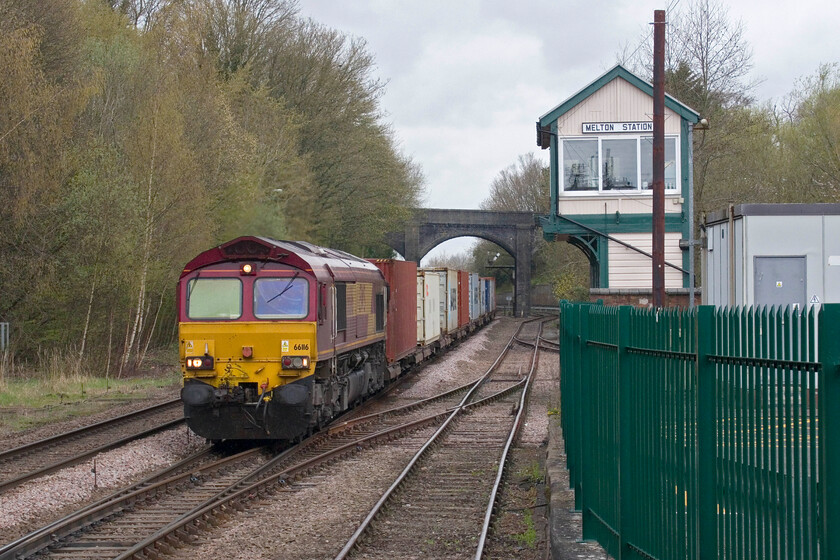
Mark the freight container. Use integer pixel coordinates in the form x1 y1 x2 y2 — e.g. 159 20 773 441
457 270 470 328
481 277 496 314
425 268 459 333
417 270 441 345
479 278 486 317
469 273 480 321
369 259 418 364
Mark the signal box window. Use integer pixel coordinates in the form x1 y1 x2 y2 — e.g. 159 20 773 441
563 139 599 191
254 277 309 319
602 139 637 190
562 136 679 192
187 278 242 319
641 137 678 190
336 283 347 331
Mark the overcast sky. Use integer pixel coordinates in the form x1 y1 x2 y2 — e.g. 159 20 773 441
298 0 840 259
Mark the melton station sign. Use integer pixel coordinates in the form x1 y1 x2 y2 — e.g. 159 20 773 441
581 121 654 134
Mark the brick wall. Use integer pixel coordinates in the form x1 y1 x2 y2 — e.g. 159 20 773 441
589 288 702 309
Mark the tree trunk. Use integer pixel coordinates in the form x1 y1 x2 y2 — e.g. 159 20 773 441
78 273 97 365
123 104 158 372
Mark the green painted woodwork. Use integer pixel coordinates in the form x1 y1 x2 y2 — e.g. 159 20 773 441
542 212 686 236
559 302 838 560
541 212 688 289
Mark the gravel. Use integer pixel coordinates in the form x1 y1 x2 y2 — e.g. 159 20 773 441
1 317 556 558
161 317 556 560
0 391 179 452
0 425 204 541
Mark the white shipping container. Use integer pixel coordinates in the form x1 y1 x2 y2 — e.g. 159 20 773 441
469 273 480 321
479 279 486 316
425 268 460 333
417 271 441 344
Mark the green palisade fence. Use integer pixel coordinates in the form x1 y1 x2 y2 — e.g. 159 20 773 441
558 302 840 560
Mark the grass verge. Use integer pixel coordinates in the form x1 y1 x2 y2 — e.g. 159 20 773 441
0 370 181 432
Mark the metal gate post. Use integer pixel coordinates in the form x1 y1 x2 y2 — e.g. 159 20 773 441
580 305 594 538
819 304 840 560
617 306 633 559
696 306 717 559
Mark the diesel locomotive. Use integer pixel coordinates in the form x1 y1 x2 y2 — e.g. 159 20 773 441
178 236 495 442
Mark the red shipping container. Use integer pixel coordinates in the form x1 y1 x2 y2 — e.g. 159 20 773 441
369 259 418 364
457 270 470 328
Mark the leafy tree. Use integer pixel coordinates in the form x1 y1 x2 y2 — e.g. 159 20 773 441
0 0 424 373
775 65 840 203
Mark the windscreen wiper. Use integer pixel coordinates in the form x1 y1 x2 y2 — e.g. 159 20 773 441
266 271 300 304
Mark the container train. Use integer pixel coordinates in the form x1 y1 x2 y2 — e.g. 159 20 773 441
178 236 495 442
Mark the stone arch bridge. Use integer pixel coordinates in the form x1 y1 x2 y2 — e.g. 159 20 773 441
386 209 537 316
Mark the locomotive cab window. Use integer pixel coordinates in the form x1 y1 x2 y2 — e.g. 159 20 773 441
187 278 242 319
254 277 309 319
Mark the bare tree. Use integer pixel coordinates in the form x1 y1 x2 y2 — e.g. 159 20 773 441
480 153 549 213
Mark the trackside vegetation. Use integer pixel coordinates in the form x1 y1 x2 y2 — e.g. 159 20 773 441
0 0 424 379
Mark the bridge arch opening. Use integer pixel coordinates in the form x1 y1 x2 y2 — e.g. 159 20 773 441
420 237 518 312
385 209 535 316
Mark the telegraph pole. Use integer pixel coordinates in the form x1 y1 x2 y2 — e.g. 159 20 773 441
652 9 666 307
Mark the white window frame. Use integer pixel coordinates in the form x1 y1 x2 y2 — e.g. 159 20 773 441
559 135 680 195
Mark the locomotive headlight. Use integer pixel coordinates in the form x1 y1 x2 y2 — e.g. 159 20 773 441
186 356 214 370
281 356 310 370
240 263 254 275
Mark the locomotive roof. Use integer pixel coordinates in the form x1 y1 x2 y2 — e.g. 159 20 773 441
180 236 384 284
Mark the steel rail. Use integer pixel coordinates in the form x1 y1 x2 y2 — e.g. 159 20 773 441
5 347 525 560
325 376 481 435
513 334 560 352
474 319 545 558
0 417 186 494
115 377 534 560
0 399 180 460
0 445 217 560
333 317 541 559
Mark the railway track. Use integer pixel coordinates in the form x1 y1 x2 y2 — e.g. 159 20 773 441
4 318 545 559
1 388 469 559
335 317 545 559
0 400 184 494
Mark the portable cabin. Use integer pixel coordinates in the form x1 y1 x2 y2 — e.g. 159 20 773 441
703 204 840 308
